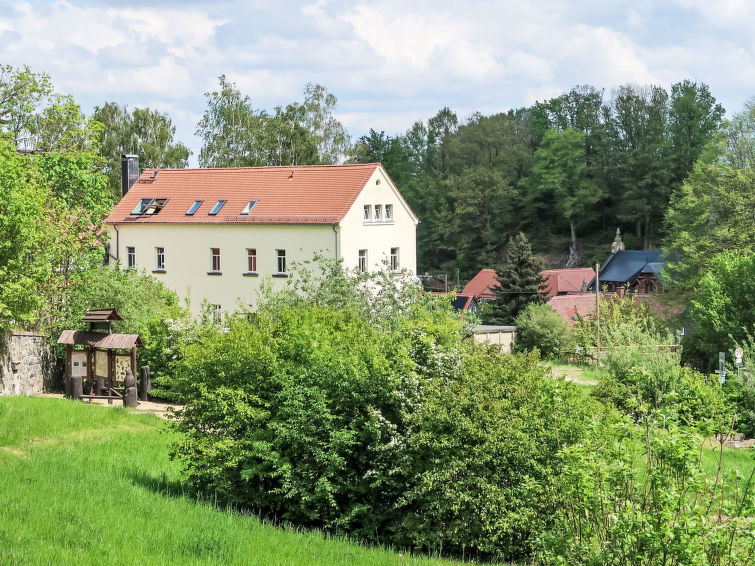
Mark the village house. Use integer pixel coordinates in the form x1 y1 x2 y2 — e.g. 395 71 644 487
105 158 418 316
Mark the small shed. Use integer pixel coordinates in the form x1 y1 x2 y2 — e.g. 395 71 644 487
57 308 143 400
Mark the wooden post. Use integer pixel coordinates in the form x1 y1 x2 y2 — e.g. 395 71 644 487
595 262 600 366
86 348 94 395
140 366 151 402
64 344 72 398
71 375 83 401
123 368 138 408
108 350 115 393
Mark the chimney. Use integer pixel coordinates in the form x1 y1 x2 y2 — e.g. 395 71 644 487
617 285 625 298
121 154 139 197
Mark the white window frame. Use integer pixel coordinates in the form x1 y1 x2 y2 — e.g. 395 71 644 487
212 304 222 324
276 249 287 274
384 204 393 221
358 249 368 273
390 247 399 271
210 248 221 272
126 246 135 269
363 205 372 221
155 247 165 271
246 248 257 273
374 204 382 221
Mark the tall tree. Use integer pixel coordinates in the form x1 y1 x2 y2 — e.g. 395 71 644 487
196 75 267 168
604 84 671 249
302 83 351 164
93 102 190 197
487 233 549 324
0 64 52 150
523 128 602 267
664 106 755 290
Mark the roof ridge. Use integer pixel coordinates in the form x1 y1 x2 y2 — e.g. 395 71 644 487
140 163 381 173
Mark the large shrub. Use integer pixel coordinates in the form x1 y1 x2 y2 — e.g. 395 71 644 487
577 294 731 429
539 410 755 565
168 260 595 562
515 303 573 359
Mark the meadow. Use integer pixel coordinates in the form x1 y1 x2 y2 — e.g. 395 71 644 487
0 397 463 566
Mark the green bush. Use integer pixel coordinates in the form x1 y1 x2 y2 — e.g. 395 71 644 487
168 259 596 562
515 303 573 359
539 410 755 565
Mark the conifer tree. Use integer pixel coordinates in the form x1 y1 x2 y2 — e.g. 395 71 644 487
487 233 549 324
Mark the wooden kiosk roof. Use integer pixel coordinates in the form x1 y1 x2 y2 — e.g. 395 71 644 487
57 330 143 349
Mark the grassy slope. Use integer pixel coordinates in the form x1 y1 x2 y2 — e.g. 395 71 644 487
0 397 463 566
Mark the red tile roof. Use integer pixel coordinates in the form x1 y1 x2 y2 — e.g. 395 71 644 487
548 293 597 325
461 268 498 300
542 268 596 297
106 163 384 225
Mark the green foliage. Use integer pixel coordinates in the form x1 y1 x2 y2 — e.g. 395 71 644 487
196 76 349 168
539 411 755 565
168 259 595 562
487 232 549 324
515 303 573 359
576 294 731 429
664 108 755 290
92 101 191 198
686 252 755 369
723 331 755 437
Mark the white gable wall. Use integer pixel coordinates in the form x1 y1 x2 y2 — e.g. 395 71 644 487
339 166 417 274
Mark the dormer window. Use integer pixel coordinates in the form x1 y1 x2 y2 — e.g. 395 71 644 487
186 200 203 215
131 198 168 216
209 200 226 215
240 200 258 215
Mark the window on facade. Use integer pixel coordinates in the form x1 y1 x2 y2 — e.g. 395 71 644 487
186 200 203 215
374 204 382 220
209 200 226 215
126 246 135 269
240 200 258 215
277 249 286 274
155 247 165 271
358 249 367 273
131 198 168 216
247 248 257 272
363 205 371 221
385 204 393 221
211 248 221 272
212 305 222 324
390 247 399 271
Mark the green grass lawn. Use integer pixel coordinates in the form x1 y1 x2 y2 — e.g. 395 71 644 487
0 397 464 566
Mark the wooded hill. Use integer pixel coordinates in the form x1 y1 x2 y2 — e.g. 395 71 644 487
350 82 725 280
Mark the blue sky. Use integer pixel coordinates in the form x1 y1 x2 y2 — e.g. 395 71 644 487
2 0 754 165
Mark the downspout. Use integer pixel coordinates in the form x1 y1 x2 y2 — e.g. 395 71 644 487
110 224 120 262
332 223 339 260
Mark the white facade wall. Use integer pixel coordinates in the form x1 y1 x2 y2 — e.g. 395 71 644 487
339 167 418 274
112 223 335 315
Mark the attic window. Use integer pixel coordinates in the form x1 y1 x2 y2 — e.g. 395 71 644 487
131 198 168 216
209 200 226 215
186 200 203 215
240 200 258 215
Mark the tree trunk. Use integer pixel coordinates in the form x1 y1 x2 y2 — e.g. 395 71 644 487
565 222 579 268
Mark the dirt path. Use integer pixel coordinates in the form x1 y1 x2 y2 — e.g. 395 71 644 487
548 365 599 386
38 393 182 420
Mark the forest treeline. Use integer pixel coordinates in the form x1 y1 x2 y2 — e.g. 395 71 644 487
0 64 731 281
350 82 725 278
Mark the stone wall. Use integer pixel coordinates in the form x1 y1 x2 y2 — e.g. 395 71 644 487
0 331 55 396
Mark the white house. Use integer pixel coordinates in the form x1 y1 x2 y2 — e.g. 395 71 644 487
105 161 418 316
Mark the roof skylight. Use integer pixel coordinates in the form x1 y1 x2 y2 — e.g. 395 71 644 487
240 200 258 215
209 200 226 215
131 198 168 216
186 200 203 215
